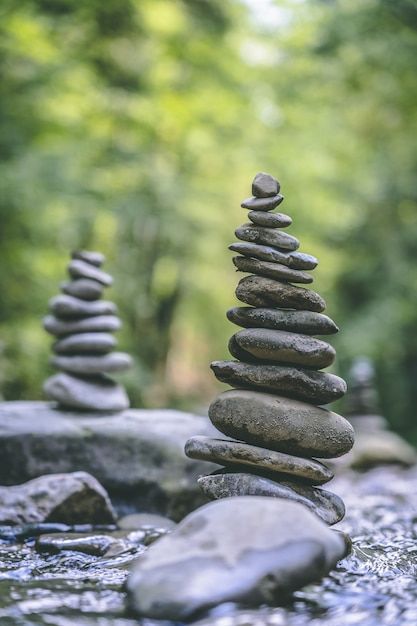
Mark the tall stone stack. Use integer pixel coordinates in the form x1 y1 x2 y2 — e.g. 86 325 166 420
186 173 355 525
43 251 132 412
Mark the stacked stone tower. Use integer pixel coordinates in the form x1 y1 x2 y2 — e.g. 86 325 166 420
186 173 354 525
43 251 132 412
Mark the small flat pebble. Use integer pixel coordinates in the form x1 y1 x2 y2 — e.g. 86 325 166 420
241 194 284 211
68 259 113 286
235 224 299 251
43 314 122 337
53 332 117 355
61 279 103 301
226 307 339 334
252 172 280 197
44 372 130 411
229 242 318 270
236 275 326 312
72 250 105 267
247 210 291 227
49 295 117 318
51 352 132 375
233 256 313 284
36 532 118 556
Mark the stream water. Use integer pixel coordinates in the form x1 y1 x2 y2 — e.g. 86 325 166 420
1 465 417 626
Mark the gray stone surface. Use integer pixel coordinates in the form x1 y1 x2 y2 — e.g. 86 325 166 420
118 513 176 532
44 372 129 411
248 210 291 227
233 256 313 284
0 401 216 520
49 295 117 318
235 224 299 251
252 172 280 197
226 307 338 334
68 259 113 286
233 329 335 369
51 351 132 374
43 314 122 337
36 532 119 556
209 390 354 458
198 472 344 525
61 279 103 301
53 332 117 355
126 496 348 620
0 471 116 525
241 194 284 211
211 360 347 404
185 436 333 484
289 252 318 270
236 276 326 312
72 250 105 267
230 242 317 270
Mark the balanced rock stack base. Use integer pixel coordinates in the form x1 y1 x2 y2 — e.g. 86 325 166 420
43 251 132 412
186 173 354 525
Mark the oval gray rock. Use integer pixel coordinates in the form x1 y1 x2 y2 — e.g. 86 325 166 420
233 329 335 369
198 472 345 525
233 256 313 284
211 360 347 404
208 389 354 458
44 372 130 411
236 275 326 312
248 210 291 227
61 279 103 301
49 295 117 318
226 307 339 335
241 194 284 211
72 250 105 267
68 259 113 286
43 314 122 337
53 332 117 355
185 436 333 485
51 352 132 375
235 224 299 251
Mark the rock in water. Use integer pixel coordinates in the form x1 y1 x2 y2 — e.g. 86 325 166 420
126 497 348 620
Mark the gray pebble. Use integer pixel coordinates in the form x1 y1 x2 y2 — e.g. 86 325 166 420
61 279 103 301
241 194 284 211
252 172 280 197
226 307 339 334
53 332 117 355
51 352 132 375
235 224 299 251
247 210 291 227
44 372 130 411
43 314 122 337
236 275 326 312
229 242 318 270
233 256 313 284
49 295 117 318
68 259 113 286
72 250 105 267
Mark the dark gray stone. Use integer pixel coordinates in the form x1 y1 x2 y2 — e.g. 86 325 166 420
43 314 121 337
252 172 280 197
36 532 119 556
248 210 291 227
126 496 348 620
227 307 339 334
241 194 284 211
53 332 117 355
61 279 103 301
211 360 347 404
229 242 318 270
235 224 299 251
72 250 105 267
233 256 313 284
185 436 333 484
198 472 345 525
68 259 113 286
0 471 116 525
44 372 129 411
236 275 326 312
209 389 355 458
49 295 117 318
289 251 318 270
233 329 335 369
51 352 132 374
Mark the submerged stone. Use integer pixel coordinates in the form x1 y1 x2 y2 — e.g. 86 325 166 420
226 307 338 334
233 256 313 284
236 275 326 312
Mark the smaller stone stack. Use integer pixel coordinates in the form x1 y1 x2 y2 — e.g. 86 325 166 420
43 251 132 412
186 173 355 525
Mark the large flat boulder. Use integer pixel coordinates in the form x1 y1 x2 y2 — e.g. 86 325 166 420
0 401 215 520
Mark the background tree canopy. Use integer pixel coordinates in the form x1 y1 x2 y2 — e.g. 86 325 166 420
0 0 416 440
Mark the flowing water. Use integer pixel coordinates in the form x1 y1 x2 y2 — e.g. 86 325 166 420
1 465 417 626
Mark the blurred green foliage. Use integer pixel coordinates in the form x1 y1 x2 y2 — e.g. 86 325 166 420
0 0 416 439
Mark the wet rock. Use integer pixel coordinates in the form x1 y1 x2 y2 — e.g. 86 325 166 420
44 372 129 411
36 532 118 556
126 496 348 620
72 250 105 267
232 329 335 369
49 295 117 318
0 471 116 525
61 279 103 300
185 436 333 484
53 332 117 355
241 194 284 211
211 360 347 404
226 307 338 335
236 276 326 312
248 210 291 227
118 513 177 532
233 256 313 284
198 472 344 525
68 259 113 286
235 224 299 251
43 314 121 337
51 352 132 374
252 172 280 197
209 389 354 458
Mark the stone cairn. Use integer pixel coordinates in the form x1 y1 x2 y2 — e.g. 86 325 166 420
43 251 132 412
186 173 355 525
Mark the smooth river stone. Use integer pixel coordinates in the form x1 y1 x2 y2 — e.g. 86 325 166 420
72 250 105 267
185 436 333 485
229 242 318 270
198 472 345 525
235 224 299 251
248 210 292 228
233 256 313 284
252 172 280 197
241 194 284 211
68 259 113 287
211 360 347 404
236 275 326 312
227 307 339 335
53 333 117 355
44 372 129 411
233 329 336 369
208 389 354 458
51 352 132 375
43 315 121 337
49 295 117 319
61 279 103 301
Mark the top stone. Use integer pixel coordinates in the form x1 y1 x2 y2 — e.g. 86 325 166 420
252 172 280 198
72 250 105 267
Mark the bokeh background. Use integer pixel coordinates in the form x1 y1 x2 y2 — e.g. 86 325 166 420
0 0 416 439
